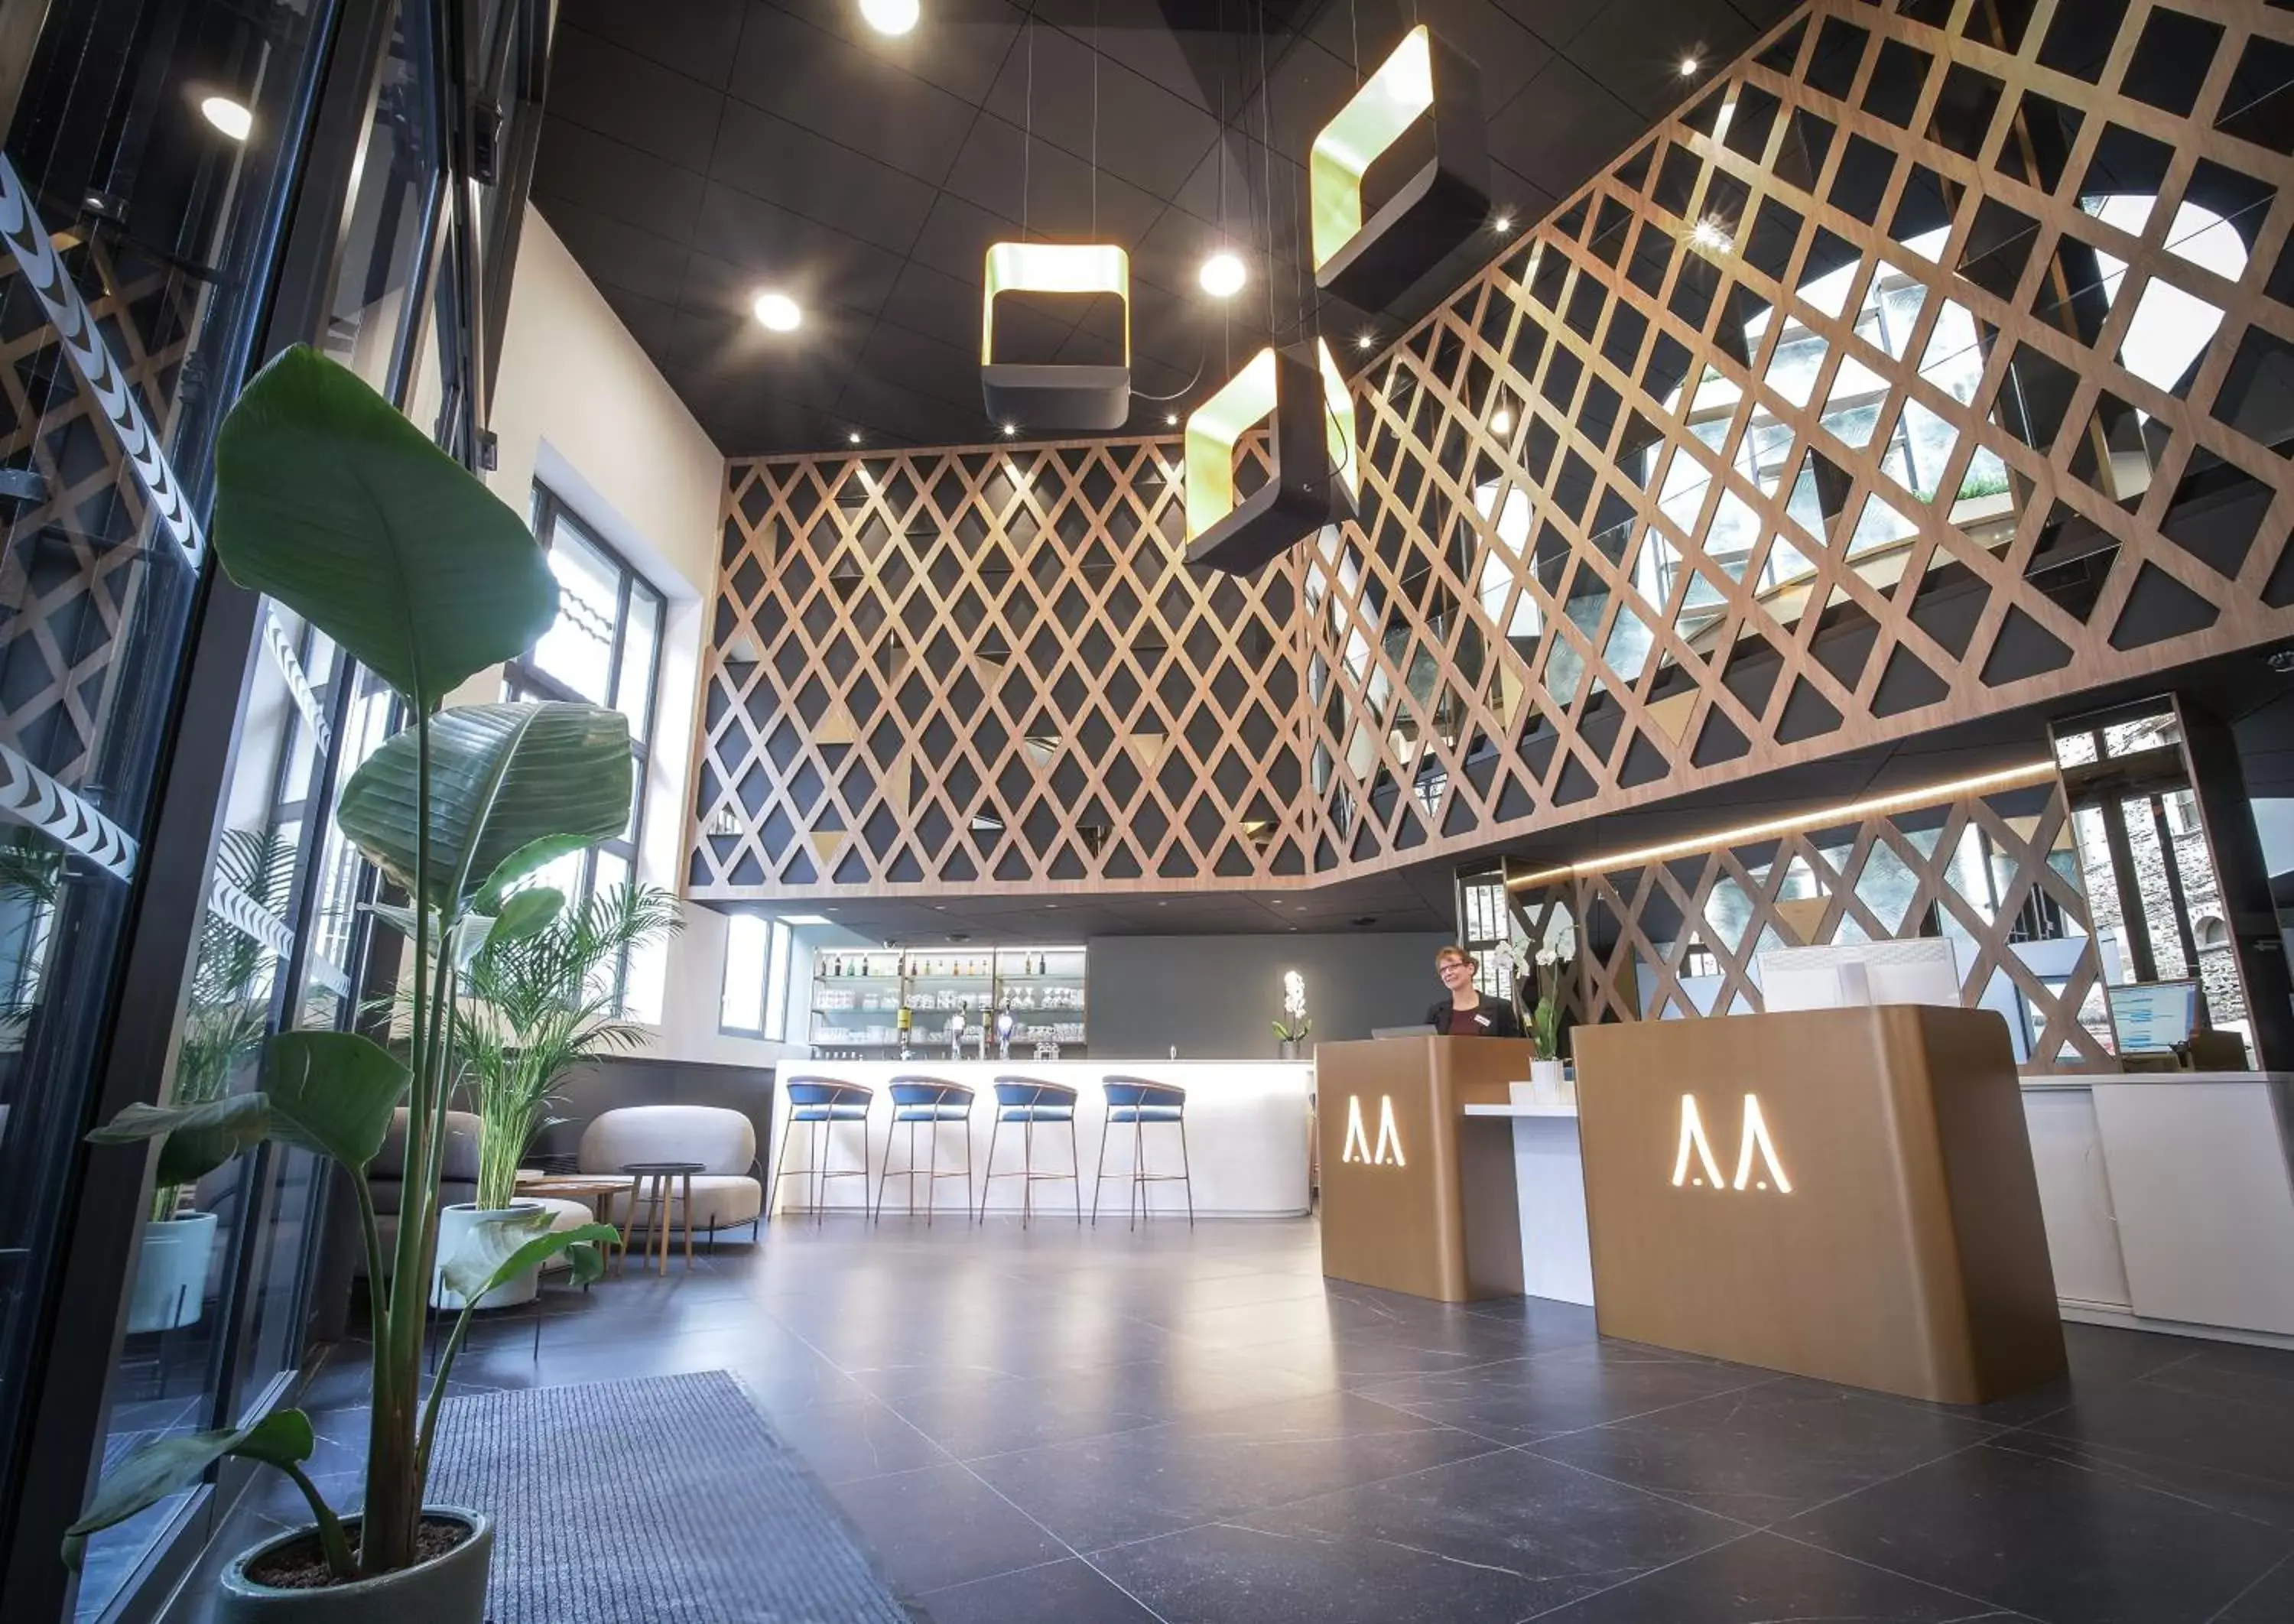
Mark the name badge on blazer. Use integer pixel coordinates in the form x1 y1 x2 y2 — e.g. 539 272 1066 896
1474 1012 1491 1027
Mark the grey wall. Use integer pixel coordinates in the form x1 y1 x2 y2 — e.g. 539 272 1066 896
532 1056 776 1169
1085 932 1453 1060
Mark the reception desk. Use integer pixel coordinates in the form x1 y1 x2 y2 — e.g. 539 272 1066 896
767 1060 1312 1218
1573 1006 2067 1405
1316 1037 1534 1301
2023 1070 2294 1339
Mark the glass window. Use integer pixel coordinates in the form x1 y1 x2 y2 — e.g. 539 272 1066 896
0 0 334 1603
721 914 767 1031
763 921 794 1041
507 486 666 1002
720 916 794 1039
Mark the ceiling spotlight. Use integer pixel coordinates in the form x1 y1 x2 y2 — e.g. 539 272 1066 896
1165 412 1179 427
1356 333 1376 352
752 291 801 331
1689 217 1730 252
1491 407 1513 435
1492 213 1513 235
1679 55 1701 78
1001 423 1019 437
200 96 252 141
846 430 863 445
1198 250 1246 298
859 0 921 35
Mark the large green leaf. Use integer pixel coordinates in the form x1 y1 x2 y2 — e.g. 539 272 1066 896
264 1031 409 1169
440 1213 617 1304
487 886 564 950
337 703 632 911
88 1094 269 1186
474 834 591 914
212 346 557 711
63 1408 314 1568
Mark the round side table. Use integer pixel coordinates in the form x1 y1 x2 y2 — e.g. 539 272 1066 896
619 1161 705 1275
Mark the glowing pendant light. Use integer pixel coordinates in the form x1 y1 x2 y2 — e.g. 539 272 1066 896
1310 25 1490 310
980 241 1132 430
1183 339 1358 577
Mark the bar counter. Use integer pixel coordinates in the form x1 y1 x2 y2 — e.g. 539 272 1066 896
767 1060 1313 1219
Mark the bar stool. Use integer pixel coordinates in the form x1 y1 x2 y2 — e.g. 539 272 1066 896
978 1077 1082 1226
771 1077 873 1223
872 1076 976 1224
1093 1076 1193 1229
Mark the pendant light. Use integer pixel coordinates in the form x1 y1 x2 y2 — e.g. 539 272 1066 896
1310 24 1489 310
1183 338 1357 577
980 4 1130 430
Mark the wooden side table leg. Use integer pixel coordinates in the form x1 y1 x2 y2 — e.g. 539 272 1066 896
655 1175 670 1275
682 1173 695 1268
617 1178 642 1277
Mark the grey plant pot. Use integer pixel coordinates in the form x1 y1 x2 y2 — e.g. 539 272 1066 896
215 1508 492 1622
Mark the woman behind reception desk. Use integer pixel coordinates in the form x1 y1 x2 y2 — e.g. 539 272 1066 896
1427 944 1524 1037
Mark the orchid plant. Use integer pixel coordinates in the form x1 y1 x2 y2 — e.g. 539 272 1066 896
1272 970 1310 1044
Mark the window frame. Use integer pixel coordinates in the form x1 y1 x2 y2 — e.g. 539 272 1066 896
719 914 794 1041
506 482 667 999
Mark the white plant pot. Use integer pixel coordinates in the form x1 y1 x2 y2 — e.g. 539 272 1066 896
1530 1057 1568 1099
128 1211 219 1333
431 1203 542 1311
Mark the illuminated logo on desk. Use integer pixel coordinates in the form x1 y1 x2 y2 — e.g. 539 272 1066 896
1671 1093 1792 1193
1340 1094 1405 1166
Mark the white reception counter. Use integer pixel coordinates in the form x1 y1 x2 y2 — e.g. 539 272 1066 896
768 1060 1314 1219
2022 1070 2294 1342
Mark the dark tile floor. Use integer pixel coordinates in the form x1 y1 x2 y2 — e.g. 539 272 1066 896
170 1218 2294 1623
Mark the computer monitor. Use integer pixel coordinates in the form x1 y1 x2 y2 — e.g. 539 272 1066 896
2106 979 2199 1054
1758 939 1962 1012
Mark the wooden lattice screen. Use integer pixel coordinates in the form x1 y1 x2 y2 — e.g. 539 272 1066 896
693 0 2294 904
1495 771 2113 1071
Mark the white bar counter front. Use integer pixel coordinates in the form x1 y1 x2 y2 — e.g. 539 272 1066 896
768 1060 1313 1218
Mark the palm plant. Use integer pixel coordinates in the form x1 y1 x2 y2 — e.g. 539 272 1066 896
158 827 297 1221
457 882 684 1210
63 346 628 1595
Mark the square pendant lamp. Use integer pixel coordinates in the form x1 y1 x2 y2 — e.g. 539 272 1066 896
1184 339 1359 577
981 242 1132 430
1310 25 1490 310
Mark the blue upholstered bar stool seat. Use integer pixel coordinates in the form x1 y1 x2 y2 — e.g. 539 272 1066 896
978 1077 1082 1226
872 1077 977 1224
770 1077 873 1225
1093 1077 1193 1229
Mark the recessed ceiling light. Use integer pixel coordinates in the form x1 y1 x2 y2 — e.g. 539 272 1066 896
1679 55 1701 77
846 430 863 445
1491 407 1513 435
781 913 832 926
1001 422 1019 437
1689 217 1730 252
1165 412 1179 427
1357 333 1376 352
752 291 801 331
1198 251 1246 298
1492 213 1513 234
859 0 921 35
200 96 252 141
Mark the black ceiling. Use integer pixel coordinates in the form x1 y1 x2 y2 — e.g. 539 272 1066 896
532 0 1798 458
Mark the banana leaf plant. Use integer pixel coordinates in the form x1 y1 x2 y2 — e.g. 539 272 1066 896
62 346 634 1582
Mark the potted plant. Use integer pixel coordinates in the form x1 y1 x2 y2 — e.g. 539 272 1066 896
441 882 683 1309
61 346 625 1619
1529 946 1568 1093
127 828 294 1334
1272 969 1310 1060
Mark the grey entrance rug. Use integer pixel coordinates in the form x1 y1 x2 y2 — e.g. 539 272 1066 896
428 1370 912 1623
